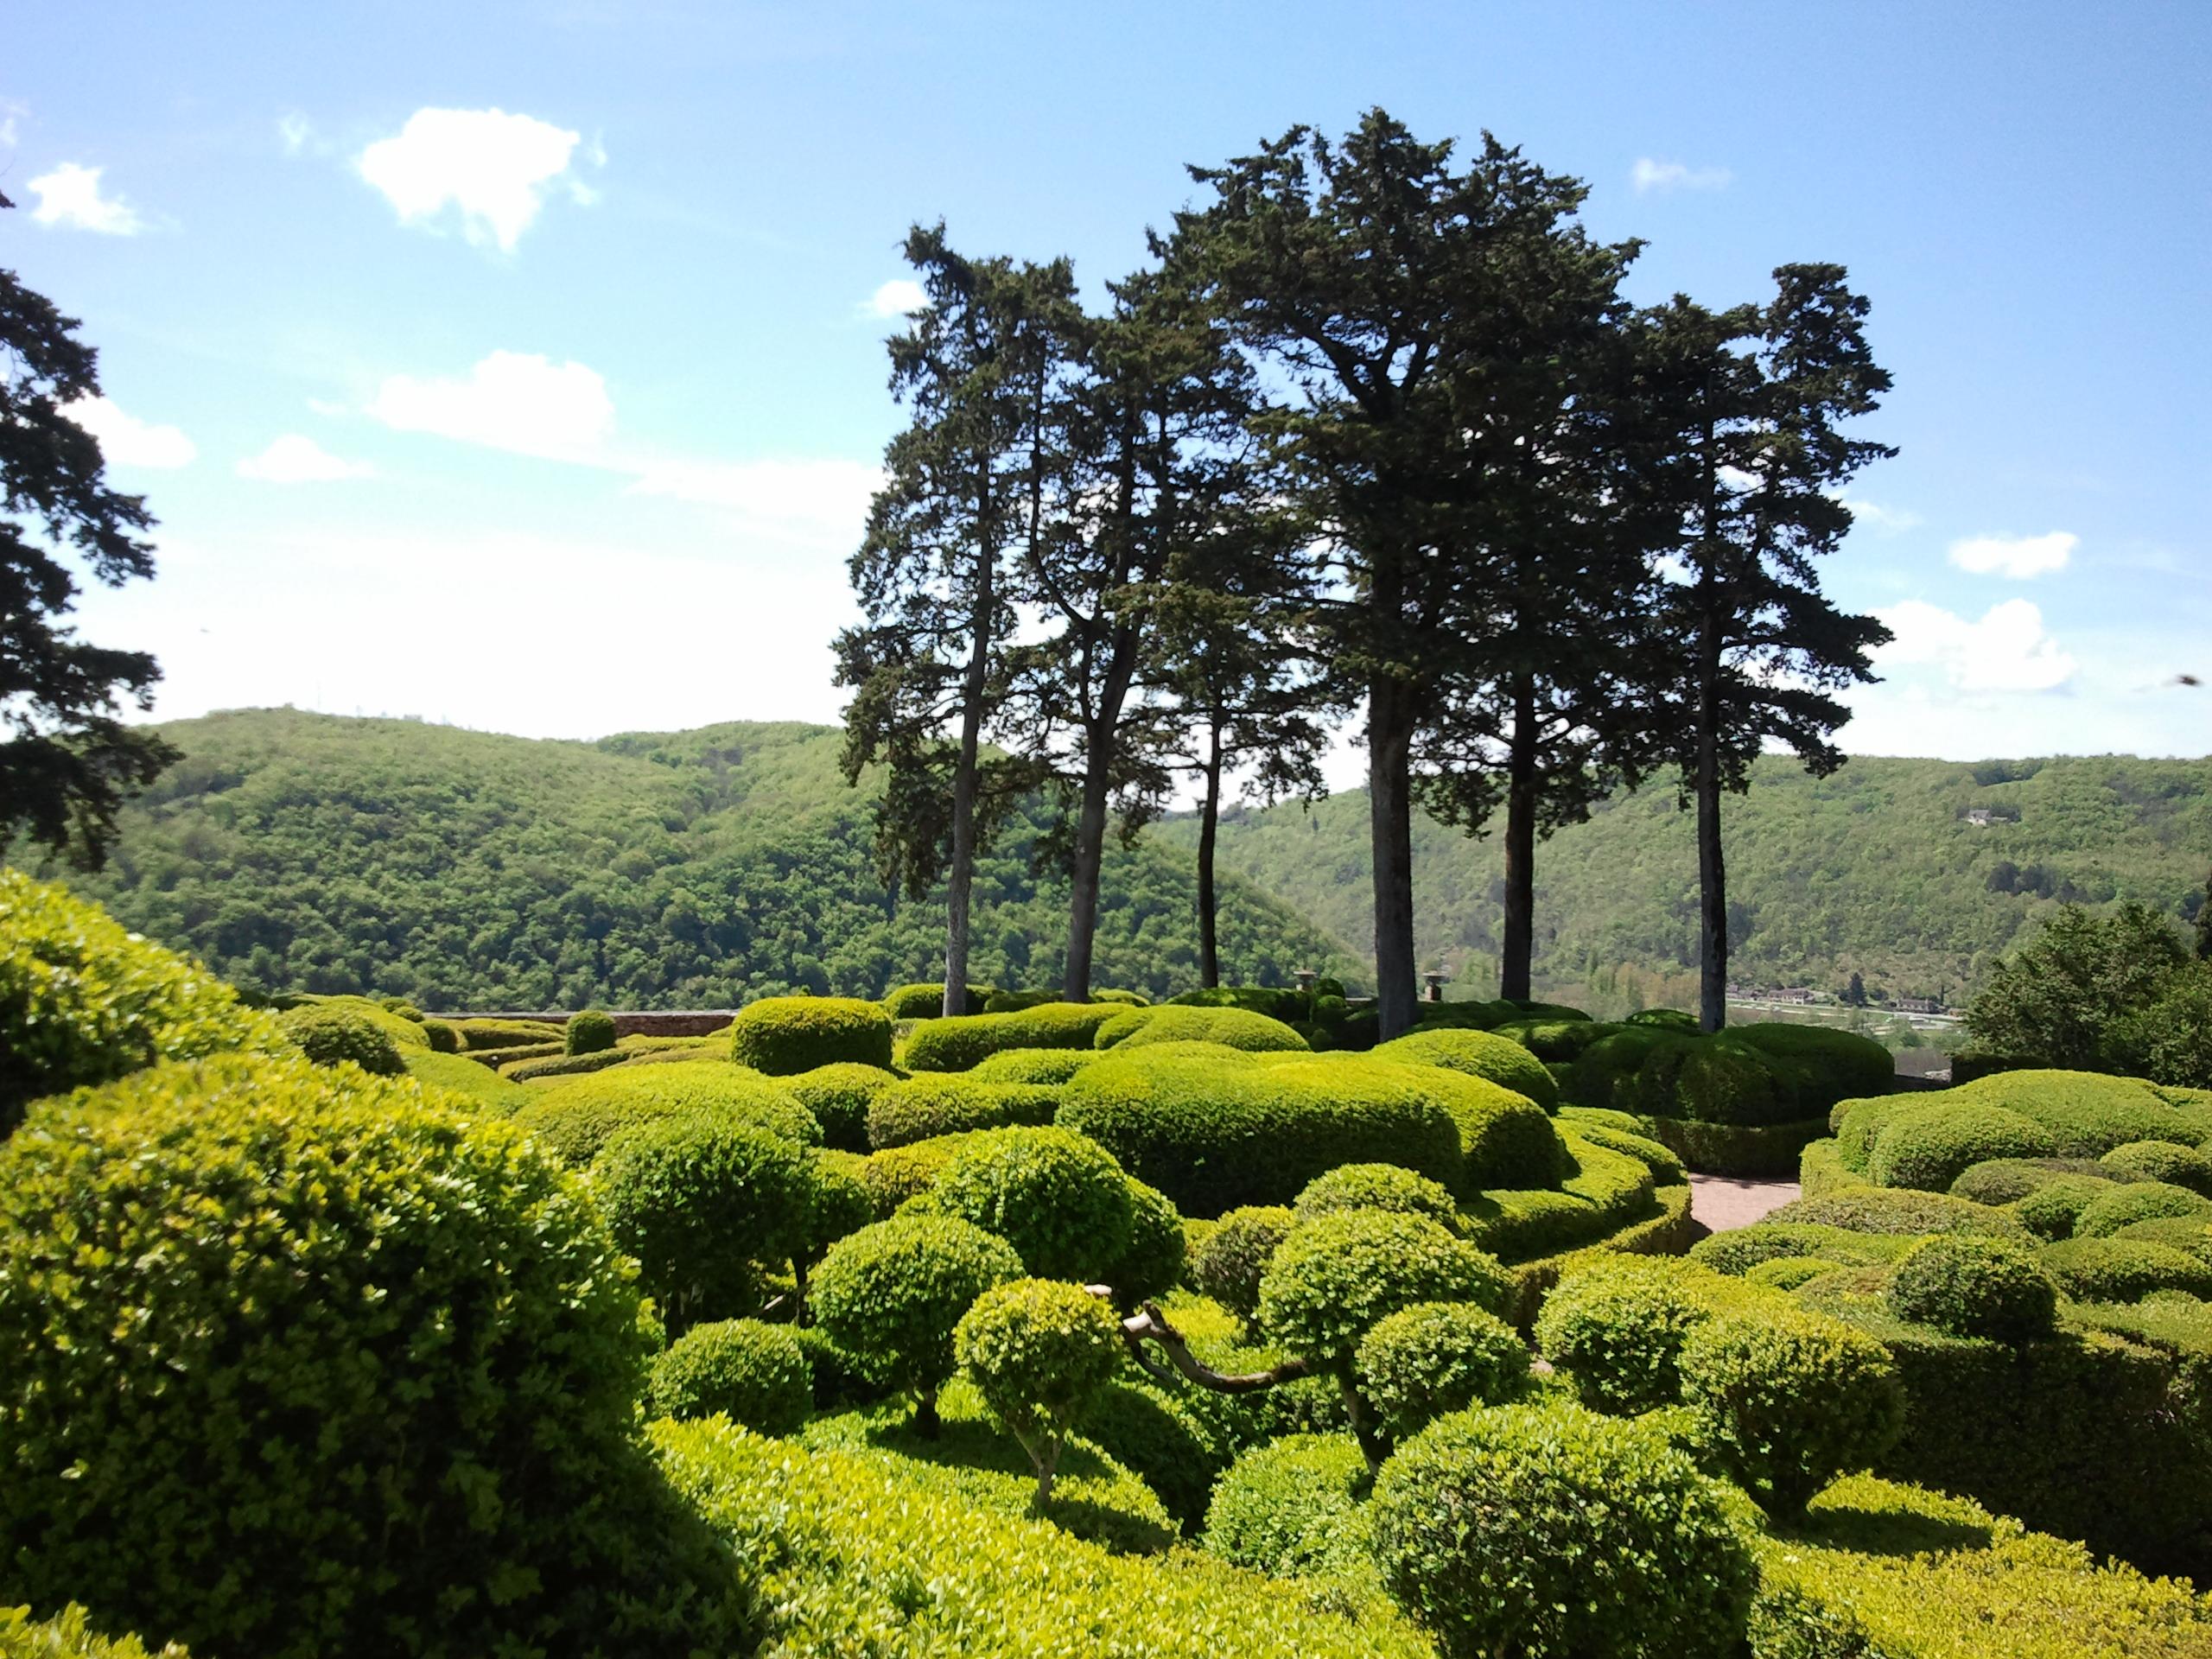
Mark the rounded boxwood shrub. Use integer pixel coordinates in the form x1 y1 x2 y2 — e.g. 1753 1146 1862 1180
785 1060 899 1153
1866 1102 2061 1192
0 1053 742 1659
2073 1179 2212 1239
881 981 991 1020
1190 1205 1297 1320
1102 1178 1185 1306
1096 1005 1310 1053
2100 1140 2212 1197
418 1016 461 1053
591 1112 816 1329
868 1074 1059 1149
0 873 289 1134
728 995 893 1075
809 1214 1024 1428
1257 1211 1507 1374
512 1064 819 1166
1832 1095 1912 1173
1951 1067 2209 1155
954 1277 1124 1500
2009 1174 2121 1241
1886 1235 2058 1344
565 1008 618 1056
2039 1236 2212 1304
1763 1187 2029 1240
900 1003 1126 1071
969 1046 1099 1084
1084 1381 1221 1533
1730 1022 1896 1114
646 1317 812 1433
1370 1402 1757 1659
276 1003 407 1076
1294 1162 1462 1232
1372 1027 1558 1110
853 1130 999 1216
1534 1255 1726 1415
932 1125 1135 1282
1677 1306 1905 1519
1418 1066 1563 1190
1356 1301 1529 1436
1688 1222 1916 1278
2113 1215 2212 1263
798 1148 878 1269
1745 1256 1830 1291
1202 1433 1374 1580
1949 1155 2117 1206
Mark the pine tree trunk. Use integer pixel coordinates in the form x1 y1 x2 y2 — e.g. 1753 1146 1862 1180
1500 673 1538 1003
1695 629 1726 1034
1370 677 1418 1041
944 555 992 1020
1197 714 1224 990
1063 726 1112 1002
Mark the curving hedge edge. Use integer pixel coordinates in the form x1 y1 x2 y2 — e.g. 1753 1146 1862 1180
1632 1113 1834 1179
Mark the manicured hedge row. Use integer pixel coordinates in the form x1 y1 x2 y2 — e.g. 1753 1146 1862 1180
1461 1130 1656 1263
866 1075 1060 1149
881 982 994 1020
512 1064 821 1166
1630 1112 1831 1179
1096 1005 1310 1054
1566 1023 1892 1135
728 996 894 1075
900 1003 1127 1071
1495 1182 1700 1329
1371 1027 1559 1110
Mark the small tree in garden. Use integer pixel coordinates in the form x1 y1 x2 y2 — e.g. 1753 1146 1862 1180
956 1278 1123 1503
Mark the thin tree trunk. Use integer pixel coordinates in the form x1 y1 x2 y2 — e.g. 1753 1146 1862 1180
1063 721 1114 1001
1500 672 1538 1003
1197 712 1224 989
944 553 992 1019
1370 675 1418 1041
1694 614 1726 1034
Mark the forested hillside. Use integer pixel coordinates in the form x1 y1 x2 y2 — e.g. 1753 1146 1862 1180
1157 753 2212 1005
44 709 1356 1008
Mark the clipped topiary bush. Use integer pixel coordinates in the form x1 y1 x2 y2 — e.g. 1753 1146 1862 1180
809 1214 1023 1433
899 1002 1126 1071
1370 1402 1757 1659
418 1016 461 1053
1763 1186 2031 1241
1866 1102 2061 1192
2100 1140 2212 1197
1189 1205 1297 1321
591 1111 816 1330
1677 1305 1905 1520
1258 1211 1507 1376
276 1003 408 1075
0 1053 744 1659
728 995 893 1075
867 1073 1060 1149
798 1148 877 1274
512 1064 820 1166
1688 1222 1916 1280
2073 1179 2212 1238
1886 1236 2058 1344
1096 1004 1310 1053
1949 1155 2119 1206
1102 1178 1185 1306
2009 1174 2122 1241
0 873 290 1135
1730 1022 1897 1113
1535 1255 1732 1415
1203 1433 1375 1581
1745 1256 1831 1291
1356 1300 1529 1436
1371 1027 1558 1109
565 1007 618 1056
881 982 992 1020
969 1046 1101 1084
647 1317 812 1433
2111 1215 2212 1263
932 1125 1135 1282
785 1060 899 1153
2037 1236 2212 1304
954 1277 1124 1502
1294 1162 1462 1232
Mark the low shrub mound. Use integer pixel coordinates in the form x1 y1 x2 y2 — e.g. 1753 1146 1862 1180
809 1214 1024 1431
2111 1215 2212 1263
1294 1162 1462 1232
402 1047 530 1111
932 1126 1135 1282
882 982 992 1020
1534 1255 1732 1415
564 1007 618 1055
1688 1223 1916 1279
1102 1179 1187 1306
1886 1236 2058 1344
512 1064 820 1166
1356 1301 1529 1436
867 1073 1060 1148
1189 1205 1297 1320
969 1046 1101 1084
1370 1402 1757 1659
784 1060 899 1153
982 988 1059 1014
648 1318 813 1434
955 1278 1124 1501
1203 1433 1375 1581
1257 1211 1507 1375
899 1002 1125 1071
1369 1027 1559 1109
453 1016 563 1051
1948 1155 2119 1206
2010 1174 2123 1241
1866 1101 2061 1192
2100 1139 2212 1196
0 1053 743 1659
0 870 286 1132
1763 1187 2030 1240
2072 1179 2212 1238
276 1003 408 1075
1096 1004 1310 1053
2037 1236 2212 1304
728 995 894 1075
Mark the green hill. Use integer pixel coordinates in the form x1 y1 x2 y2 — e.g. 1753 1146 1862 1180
1155 753 2212 1007
39 709 1356 1009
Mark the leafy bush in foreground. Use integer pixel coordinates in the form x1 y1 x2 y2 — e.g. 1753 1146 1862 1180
955 1278 1124 1502
1886 1235 2057 1344
1203 1433 1375 1582
1356 1300 1529 1437
933 1126 1135 1282
647 1318 812 1434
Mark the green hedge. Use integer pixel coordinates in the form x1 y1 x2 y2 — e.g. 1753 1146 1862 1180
648 1319 813 1434
1460 1130 1657 1263
783 1061 899 1153
881 982 993 1020
933 1126 1135 1282
0 1606 191 1658
1095 1005 1311 1054
453 1016 563 1051
1949 1154 2120 1206
2101 1138 2212 1195
402 1048 530 1112
2074 1180 2212 1238
1370 1027 1558 1109
1056 1048 1462 1217
1762 1188 2030 1240
2038 1236 2212 1303
0 871 286 1134
728 995 894 1075
899 1003 1126 1071
1202 1433 1376 1583
511 1064 820 1166
1630 1112 1830 1178
969 1046 1102 1084
498 1046 628 1082
565 1008 618 1055
866 1074 1060 1149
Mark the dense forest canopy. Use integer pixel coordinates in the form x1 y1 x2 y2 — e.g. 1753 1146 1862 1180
45 709 1356 1008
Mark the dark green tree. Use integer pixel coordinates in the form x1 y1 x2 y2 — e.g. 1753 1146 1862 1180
1967 901 2189 1071
1632 267 1896 1031
1 189 178 868
836 226 1071 1014
1844 969 1867 1007
2196 869 2212 961
1178 111 1628 1037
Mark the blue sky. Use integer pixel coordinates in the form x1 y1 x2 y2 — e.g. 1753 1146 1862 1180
8 0 2207 775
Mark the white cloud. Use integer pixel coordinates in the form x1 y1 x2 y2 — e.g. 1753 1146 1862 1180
1834 494 1922 535
238 435 374 483
27 162 145 234
277 111 315 156
1632 157 1732 194
357 108 587 251
626 457 884 546
367 351 614 461
1948 530 2076 579
61 395 195 467
865 278 926 318
0 99 26 150
1873 598 2076 693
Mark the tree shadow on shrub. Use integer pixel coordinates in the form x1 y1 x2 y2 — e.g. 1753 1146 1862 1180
1789 1499 1993 1558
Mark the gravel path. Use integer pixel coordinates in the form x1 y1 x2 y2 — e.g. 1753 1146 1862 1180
1688 1173 1800 1233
